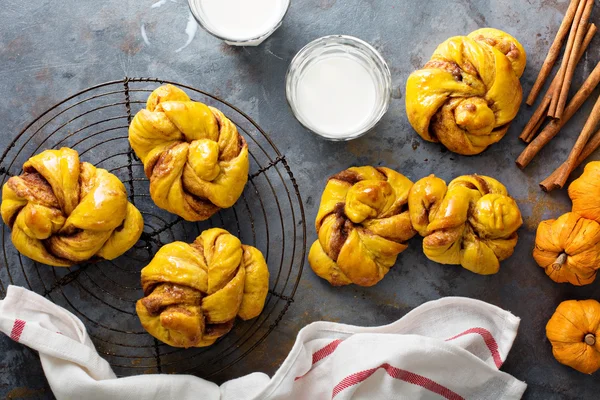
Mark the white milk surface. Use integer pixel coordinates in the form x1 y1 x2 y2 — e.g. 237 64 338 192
197 0 285 41
296 55 377 137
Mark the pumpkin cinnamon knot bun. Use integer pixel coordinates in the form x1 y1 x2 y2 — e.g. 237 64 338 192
408 174 522 275
406 28 526 155
533 213 600 286
128 84 249 221
1 148 144 267
136 228 269 348
308 166 416 287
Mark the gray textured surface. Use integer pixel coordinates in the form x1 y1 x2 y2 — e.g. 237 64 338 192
1 0 600 399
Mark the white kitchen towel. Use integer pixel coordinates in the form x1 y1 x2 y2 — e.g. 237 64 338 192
0 285 527 399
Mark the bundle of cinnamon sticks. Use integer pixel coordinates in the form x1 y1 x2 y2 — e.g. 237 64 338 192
516 0 600 192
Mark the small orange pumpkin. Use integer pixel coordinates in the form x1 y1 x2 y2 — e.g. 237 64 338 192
546 299 600 374
569 161 600 223
533 212 600 286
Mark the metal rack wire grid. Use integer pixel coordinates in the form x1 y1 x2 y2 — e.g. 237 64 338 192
0 77 306 379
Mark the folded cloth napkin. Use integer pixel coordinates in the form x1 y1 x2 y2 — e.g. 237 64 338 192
0 285 527 399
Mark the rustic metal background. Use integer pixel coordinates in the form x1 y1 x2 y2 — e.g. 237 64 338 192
2 0 600 399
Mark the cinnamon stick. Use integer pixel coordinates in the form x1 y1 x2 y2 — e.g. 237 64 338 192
549 0 587 117
540 127 600 191
553 93 600 188
520 97 552 142
527 0 582 105
531 111 547 138
516 61 600 169
520 23 597 142
554 0 595 118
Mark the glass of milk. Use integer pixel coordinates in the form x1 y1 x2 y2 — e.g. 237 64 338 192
286 35 392 141
188 0 290 46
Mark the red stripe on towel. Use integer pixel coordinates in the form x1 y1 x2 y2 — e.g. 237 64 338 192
312 339 344 365
10 319 26 342
331 363 464 399
295 339 344 381
445 327 503 368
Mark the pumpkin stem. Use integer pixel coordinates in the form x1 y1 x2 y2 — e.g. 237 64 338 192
552 253 568 271
585 334 596 346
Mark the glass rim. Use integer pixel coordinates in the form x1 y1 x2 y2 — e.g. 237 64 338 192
285 35 392 141
188 0 291 44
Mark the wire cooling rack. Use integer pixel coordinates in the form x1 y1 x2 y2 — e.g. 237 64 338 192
0 77 306 379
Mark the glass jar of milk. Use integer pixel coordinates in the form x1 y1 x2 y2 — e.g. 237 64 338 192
286 35 392 141
188 0 290 46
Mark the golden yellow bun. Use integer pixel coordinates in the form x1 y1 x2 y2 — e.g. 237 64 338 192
1 148 143 267
406 28 526 155
136 228 269 348
408 174 522 275
129 84 249 221
309 166 416 287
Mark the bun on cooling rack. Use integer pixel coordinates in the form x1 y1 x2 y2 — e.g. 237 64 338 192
128 84 249 221
1 147 143 266
136 228 269 348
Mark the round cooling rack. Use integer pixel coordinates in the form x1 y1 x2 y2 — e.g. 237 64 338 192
0 77 306 379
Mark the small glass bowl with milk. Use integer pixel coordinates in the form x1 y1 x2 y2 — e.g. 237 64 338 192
188 0 290 46
286 35 392 141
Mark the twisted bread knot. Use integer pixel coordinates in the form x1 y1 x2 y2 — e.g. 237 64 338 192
308 166 416 287
129 84 249 221
406 28 526 155
1 148 144 267
136 228 269 348
408 174 522 275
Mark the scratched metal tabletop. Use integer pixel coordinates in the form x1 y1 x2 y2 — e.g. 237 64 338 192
1 0 600 399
